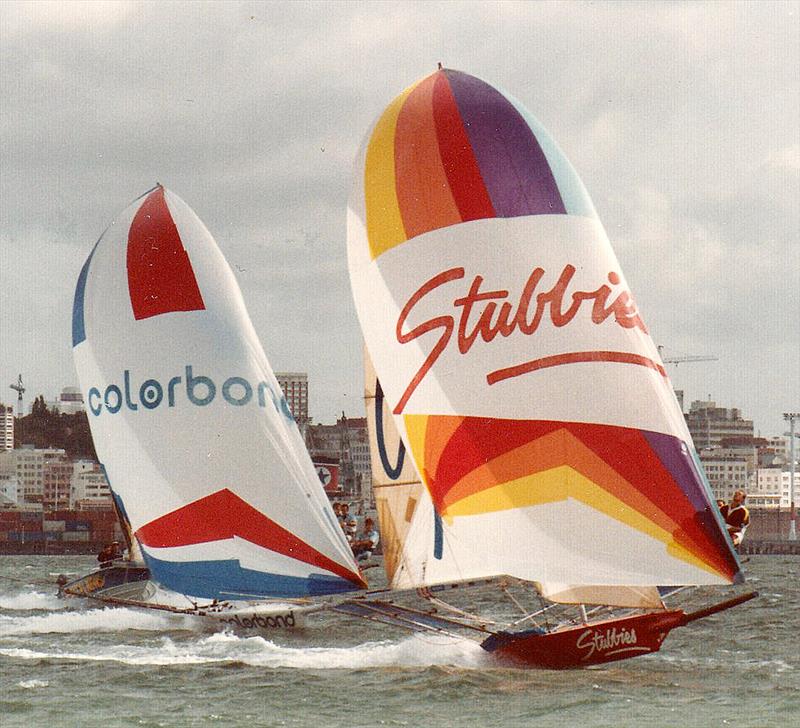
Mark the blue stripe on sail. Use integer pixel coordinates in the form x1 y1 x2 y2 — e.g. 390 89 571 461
143 553 359 600
72 237 102 347
375 379 405 479
433 510 443 560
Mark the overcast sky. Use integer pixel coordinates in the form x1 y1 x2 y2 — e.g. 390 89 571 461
1 0 798 438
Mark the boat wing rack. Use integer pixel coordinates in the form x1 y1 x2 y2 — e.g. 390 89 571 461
331 598 493 638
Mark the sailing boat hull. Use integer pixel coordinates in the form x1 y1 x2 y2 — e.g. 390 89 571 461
59 563 151 600
480 610 687 669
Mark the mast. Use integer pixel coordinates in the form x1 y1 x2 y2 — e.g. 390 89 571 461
785 412 798 541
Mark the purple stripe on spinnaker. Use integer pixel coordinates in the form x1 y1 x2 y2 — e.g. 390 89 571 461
644 430 740 574
444 70 566 217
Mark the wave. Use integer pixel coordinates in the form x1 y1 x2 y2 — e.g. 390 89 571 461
0 631 489 669
0 605 197 636
0 590 66 612
658 652 794 673
18 679 49 689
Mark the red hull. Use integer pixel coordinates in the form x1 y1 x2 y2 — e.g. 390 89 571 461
481 610 687 669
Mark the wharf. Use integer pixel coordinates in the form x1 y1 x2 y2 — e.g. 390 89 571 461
740 540 800 556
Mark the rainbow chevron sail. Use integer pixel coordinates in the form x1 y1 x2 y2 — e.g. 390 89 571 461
348 69 741 592
73 186 365 600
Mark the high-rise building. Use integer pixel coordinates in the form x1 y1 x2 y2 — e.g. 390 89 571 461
14 447 67 504
72 461 112 508
0 404 13 451
306 416 370 497
275 372 308 425
699 452 750 502
0 450 18 506
745 468 796 509
42 457 73 510
685 400 754 450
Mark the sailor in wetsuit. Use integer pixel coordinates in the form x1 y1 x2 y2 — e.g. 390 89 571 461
721 490 750 546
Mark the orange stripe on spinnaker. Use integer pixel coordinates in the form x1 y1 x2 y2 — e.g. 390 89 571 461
395 74 461 239
487 351 667 385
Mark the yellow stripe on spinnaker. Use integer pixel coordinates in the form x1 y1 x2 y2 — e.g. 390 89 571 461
364 81 420 259
441 465 723 578
403 413 430 487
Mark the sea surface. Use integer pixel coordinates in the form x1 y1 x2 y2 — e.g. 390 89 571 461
0 555 796 728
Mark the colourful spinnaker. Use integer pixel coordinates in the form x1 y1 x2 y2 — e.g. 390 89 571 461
348 69 741 591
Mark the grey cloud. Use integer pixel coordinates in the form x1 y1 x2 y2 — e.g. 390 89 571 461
1 0 797 435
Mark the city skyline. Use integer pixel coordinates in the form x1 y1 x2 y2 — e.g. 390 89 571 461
1 2 798 437
0 377 793 443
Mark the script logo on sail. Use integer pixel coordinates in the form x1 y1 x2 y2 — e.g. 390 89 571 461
394 263 655 414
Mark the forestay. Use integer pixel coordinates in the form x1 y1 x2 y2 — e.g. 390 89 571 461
347 68 742 593
73 186 365 599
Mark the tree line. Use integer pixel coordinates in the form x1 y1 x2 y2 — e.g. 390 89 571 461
12 396 98 460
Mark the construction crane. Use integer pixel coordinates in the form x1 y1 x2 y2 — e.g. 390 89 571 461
657 346 718 366
9 374 25 417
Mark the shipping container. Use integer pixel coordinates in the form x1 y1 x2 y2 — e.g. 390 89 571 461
9 531 44 541
65 521 91 531
62 531 90 542
43 520 66 532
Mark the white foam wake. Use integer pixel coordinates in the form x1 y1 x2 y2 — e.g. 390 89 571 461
0 605 197 636
0 632 489 669
0 590 66 612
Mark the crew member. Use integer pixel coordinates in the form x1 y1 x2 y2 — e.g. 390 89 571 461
352 517 380 561
344 514 358 544
724 490 750 546
97 540 123 568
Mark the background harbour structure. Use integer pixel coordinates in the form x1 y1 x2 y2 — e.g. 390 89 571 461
785 412 798 541
685 399 754 450
0 404 13 451
276 372 309 430
45 386 85 415
0 376 796 547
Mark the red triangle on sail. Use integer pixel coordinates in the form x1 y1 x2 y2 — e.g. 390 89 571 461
127 186 206 320
136 489 365 587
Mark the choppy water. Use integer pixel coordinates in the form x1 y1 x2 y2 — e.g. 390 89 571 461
0 556 797 727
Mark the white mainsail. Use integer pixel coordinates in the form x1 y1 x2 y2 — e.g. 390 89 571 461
73 185 365 599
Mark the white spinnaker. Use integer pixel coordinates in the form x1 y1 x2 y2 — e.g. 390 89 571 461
73 187 360 593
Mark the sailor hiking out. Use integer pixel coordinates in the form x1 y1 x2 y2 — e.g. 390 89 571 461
720 490 750 546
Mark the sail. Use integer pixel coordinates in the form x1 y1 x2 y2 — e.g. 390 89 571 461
364 350 426 584
347 68 742 591
109 484 145 564
366 349 663 607
73 185 365 600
